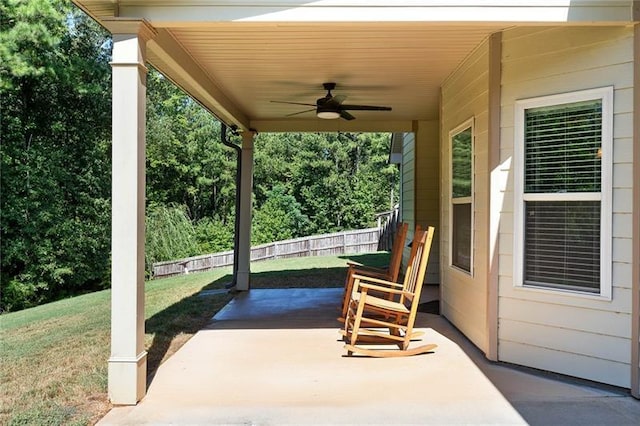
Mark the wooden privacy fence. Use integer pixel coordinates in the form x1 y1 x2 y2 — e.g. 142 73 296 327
376 206 400 252
152 227 381 279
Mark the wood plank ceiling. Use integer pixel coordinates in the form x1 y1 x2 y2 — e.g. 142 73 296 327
158 22 506 131
72 1 637 132
169 23 502 124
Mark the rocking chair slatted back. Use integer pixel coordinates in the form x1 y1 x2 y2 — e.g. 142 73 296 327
339 222 409 321
404 226 434 318
342 225 436 357
386 221 409 283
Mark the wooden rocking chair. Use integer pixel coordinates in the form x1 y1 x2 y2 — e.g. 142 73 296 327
338 222 409 322
341 226 436 357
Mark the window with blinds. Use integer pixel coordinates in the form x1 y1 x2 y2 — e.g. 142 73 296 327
450 121 473 274
524 100 602 194
524 201 600 292
515 87 612 297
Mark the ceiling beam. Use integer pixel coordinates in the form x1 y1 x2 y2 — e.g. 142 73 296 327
116 1 638 27
147 29 250 130
249 119 413 133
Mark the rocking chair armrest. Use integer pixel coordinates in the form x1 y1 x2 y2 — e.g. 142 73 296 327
358 282 406 296
349 268 389 280
352 274 404 289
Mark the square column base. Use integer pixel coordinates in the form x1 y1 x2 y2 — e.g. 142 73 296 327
108 351 147 405
236 270 251 291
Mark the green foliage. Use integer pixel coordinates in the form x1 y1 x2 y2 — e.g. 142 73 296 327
194 218 234 253
146 70 237 222
8 402 81 426
252 184 309 245
0 2 399 311
145 204 200 271
452 127 472 198
253 131 398 235
0 0 112 311
0 0 65 88
145 73 399 259
0 265 232 425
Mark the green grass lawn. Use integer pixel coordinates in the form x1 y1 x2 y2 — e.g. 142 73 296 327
0 252 389 425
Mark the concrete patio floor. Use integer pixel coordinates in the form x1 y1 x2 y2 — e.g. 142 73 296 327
99 288 640 425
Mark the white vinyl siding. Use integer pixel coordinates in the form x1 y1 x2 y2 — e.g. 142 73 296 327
401 123 440 284
414 121 440 284
401 132 415 265
499 26 634 388
441 39 490 352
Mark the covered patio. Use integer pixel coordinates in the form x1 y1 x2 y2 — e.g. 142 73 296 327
98 288 639 425
69 0 640 405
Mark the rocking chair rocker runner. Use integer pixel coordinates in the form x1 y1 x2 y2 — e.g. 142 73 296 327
338 222 409 322
341 226 436 357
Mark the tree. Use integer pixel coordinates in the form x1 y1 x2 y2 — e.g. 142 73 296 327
146 70 238 224
0 0 112 311
253 131 398 235
252 184 309 245
0 1 399 310
145 204 199 272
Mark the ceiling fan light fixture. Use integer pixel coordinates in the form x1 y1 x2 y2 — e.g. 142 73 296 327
317 110 340 119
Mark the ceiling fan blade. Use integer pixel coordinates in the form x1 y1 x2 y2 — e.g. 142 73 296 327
271 100 316 107
340 104 392 111
285 108 316 117
340 110 356 121
275 83 390 120
334 94 347 104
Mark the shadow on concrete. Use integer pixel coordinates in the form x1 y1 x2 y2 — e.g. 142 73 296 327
337 251 390 268
136 256 640 425
144 253 389 383
144 274 234 383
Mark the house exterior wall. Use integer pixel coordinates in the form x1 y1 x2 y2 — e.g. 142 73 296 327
401 132 416 251
401 132 416 268
440 40 491 352
415 121 440 284
498 26 636 388
401 124 440 284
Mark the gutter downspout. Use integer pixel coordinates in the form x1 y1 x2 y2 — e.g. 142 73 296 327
221 123 241 288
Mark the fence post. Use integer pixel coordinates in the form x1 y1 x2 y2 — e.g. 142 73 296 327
274 242 278 260
179 260 189 275
387 211 393 249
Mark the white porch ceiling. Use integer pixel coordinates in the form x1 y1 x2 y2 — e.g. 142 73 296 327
72 1 638 132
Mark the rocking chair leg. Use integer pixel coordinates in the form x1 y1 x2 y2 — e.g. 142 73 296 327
349 297 367 347
344 343 438 358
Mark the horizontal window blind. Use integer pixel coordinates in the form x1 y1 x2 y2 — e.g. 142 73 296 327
451 123 473 274
452 203 471 272
524 201 600 292
525 99 602 193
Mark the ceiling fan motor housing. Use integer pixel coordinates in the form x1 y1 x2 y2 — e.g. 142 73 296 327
316 96 339 112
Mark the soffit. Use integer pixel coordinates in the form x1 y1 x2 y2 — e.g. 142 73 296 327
162 23 498 124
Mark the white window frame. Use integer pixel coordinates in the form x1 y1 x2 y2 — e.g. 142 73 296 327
513 87 613 300
449 118 474 275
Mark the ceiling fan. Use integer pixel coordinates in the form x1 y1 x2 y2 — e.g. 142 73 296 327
271 82 392 121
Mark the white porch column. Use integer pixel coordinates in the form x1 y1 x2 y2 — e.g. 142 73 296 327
106 19 156 405
236 131 255 291
486 31 502 362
